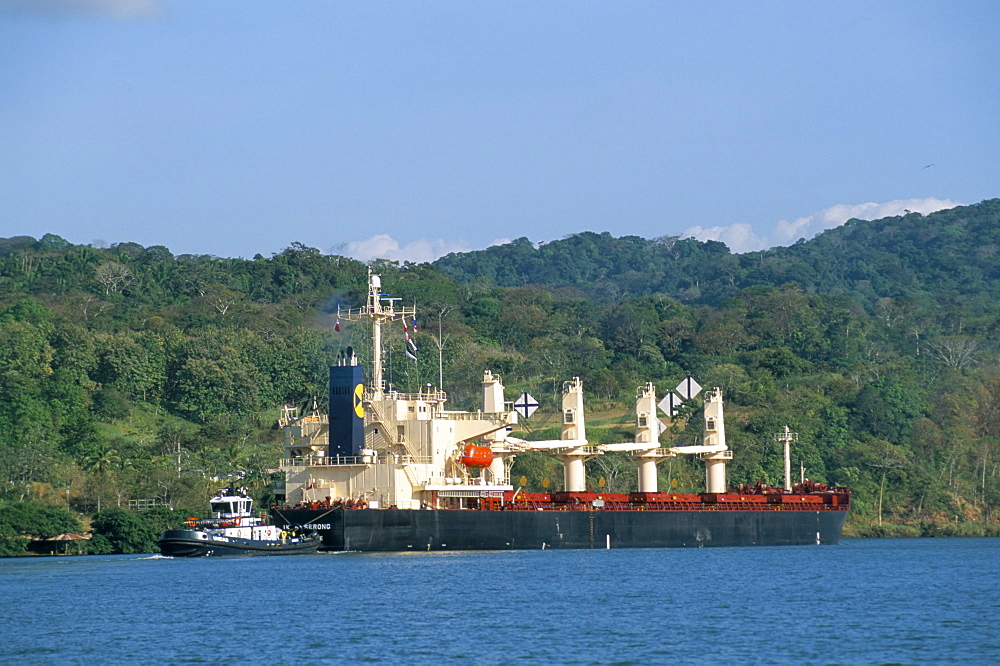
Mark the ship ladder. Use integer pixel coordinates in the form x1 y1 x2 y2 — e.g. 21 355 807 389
367 400 422 461
398 452 421 488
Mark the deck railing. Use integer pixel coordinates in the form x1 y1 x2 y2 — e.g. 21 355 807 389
280 454 434 467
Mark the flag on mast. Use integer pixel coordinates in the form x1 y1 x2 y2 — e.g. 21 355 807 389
403 319 417 359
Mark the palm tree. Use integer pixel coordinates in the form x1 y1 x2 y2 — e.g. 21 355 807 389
84 444 121 476
83 444 121 512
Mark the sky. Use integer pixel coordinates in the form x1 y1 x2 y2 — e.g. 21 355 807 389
1 1 997 262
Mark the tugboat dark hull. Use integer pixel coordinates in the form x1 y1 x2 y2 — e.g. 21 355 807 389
271 508 848 552
157 529 322 557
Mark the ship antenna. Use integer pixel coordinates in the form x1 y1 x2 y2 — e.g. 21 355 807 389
339 270 416 399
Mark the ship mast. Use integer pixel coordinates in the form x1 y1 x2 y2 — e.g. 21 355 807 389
775 426 798 492
341 272 416 399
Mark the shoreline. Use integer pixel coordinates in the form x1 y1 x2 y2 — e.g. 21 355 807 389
843 522 1000 539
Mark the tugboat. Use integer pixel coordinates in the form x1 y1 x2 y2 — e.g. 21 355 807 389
157 485 321 557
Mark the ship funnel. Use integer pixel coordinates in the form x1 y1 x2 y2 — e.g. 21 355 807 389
329 363 365 457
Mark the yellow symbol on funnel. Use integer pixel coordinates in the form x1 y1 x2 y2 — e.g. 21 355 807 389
353 384 365 418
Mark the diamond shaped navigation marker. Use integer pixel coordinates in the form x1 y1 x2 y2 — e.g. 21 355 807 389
658 392 683 417
657 419 669 435
513 393 538 419
675 376 702 400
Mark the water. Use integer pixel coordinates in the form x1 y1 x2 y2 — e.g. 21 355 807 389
1 538 997 665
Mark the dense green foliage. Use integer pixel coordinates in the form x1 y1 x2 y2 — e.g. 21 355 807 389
0 500 82 556
88 508 160 554
0 201 998 551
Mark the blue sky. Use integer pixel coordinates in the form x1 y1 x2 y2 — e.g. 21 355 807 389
2 1 996 262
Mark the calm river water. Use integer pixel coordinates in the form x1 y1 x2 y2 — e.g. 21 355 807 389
1 538 997 664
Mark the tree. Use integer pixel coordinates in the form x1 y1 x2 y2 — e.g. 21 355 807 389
854 375 927 444
88 508 159 554
864 439 909 526
94 332 165 404
926 336 980 372
32 233 72 253
589 452 635 493
95 261 135 294
82 443 121 512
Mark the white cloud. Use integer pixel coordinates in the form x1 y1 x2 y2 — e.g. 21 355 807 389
344 234 472 264
677 222 766 254
0 0 162 19
682 197 963 253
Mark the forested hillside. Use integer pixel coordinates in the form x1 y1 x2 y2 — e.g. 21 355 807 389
1 200 998 554
433 199 1000 311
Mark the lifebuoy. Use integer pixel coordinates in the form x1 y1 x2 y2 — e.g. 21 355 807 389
234 517 241 526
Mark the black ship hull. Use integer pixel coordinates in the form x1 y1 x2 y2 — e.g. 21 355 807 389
271 508 848 552
157 529 322 557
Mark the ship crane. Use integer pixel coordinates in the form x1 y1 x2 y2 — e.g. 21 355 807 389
519 378 599 492
510 380 733 494
601 384 732 494
599 383 670 492
489 377 621 492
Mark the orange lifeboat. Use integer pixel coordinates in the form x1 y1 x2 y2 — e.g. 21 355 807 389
461 443 493 468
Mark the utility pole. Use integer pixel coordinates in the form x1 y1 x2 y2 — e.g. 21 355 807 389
430 307 451 390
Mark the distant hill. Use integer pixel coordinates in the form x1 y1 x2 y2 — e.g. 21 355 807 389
433 199 1000 311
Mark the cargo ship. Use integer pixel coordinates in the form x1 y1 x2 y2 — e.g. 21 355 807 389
269 274 850 550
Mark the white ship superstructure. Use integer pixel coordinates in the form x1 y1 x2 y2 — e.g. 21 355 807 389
280 274 519 510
